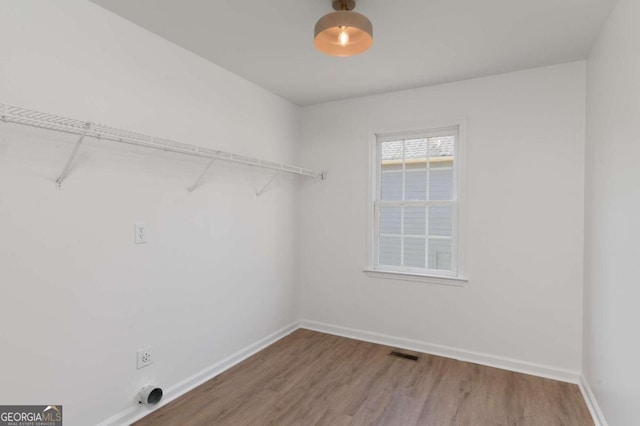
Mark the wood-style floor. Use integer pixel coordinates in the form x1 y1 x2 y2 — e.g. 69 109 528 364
134 329 593 426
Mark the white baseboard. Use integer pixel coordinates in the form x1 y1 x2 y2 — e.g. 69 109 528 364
99 319 596 426
578 374 608 426
299 319 581 384
98 321 299 426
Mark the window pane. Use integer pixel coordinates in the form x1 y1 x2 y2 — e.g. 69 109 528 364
430 159 453 169
428 239 453 271
381 171 402 201
380 140 404 161
380 206 401 234
404 206 426 235
428 206 453 237
429 168 453 200
405 162 427 170
382 163 403 171
404 237 426 268
428 136 455 159
404 139 427 162
405 170 426 201
379 236 401 266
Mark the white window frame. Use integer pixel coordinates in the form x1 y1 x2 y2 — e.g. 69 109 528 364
364 121 467 285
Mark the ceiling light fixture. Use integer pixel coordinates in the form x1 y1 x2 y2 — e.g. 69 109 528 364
314 0 373 57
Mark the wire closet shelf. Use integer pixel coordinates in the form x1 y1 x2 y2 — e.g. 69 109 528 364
0 102 325 187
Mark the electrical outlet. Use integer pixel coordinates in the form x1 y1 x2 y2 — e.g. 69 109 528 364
134 222 148 244
137 348 152 369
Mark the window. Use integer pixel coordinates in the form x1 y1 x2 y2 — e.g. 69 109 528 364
370 126 464 281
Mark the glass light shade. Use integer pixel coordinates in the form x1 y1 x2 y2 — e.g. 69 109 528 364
314 11 373 57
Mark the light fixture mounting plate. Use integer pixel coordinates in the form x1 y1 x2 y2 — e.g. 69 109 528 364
332 0 356 11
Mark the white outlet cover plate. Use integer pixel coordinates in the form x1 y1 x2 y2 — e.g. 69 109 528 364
137 348 152 369
134 222 148 244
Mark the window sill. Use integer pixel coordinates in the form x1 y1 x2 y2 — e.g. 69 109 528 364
363 269 468 286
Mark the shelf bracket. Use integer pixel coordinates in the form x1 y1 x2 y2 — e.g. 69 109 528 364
255 170 280 197
56 123 91 188
188 158 216 192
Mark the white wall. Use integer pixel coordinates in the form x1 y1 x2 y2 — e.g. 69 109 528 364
0 2 300 425
299 62 586 375
0 1 607 423
584 0 640 423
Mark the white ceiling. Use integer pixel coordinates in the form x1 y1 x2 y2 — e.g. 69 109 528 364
90 0 615 106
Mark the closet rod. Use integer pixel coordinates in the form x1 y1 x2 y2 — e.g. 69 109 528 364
0 102 325 179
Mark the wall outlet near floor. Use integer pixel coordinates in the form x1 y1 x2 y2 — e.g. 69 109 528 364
134 222 148 244
137 348 153 369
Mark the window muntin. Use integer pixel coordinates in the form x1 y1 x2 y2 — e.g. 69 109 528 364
374 128 459 277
